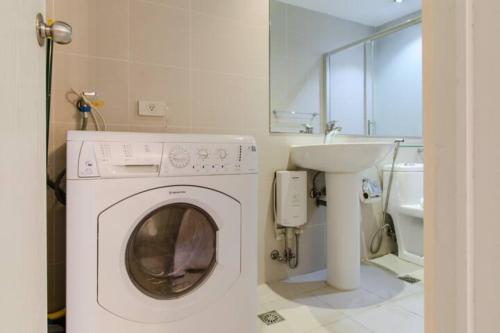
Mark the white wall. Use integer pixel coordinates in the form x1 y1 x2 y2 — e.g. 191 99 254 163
0 0 47 332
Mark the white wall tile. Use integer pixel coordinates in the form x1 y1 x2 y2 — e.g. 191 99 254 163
129 63 190 127
191 13 247 74
143 0 190 10
130 0 189 67
191 70 245 129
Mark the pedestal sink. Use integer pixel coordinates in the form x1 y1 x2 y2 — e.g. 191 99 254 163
291 142 393 290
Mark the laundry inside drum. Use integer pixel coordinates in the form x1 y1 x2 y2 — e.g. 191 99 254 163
126 203 218 299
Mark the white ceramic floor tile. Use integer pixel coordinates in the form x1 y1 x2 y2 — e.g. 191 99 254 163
350 304 424 333
258 320 293 333
310 286 385 315
280 305 331 333
298 281 330 294
391 293 424 317
260 284 286 305
281 304 346 332
263 295 346 332
259 284 275 295
259 266 424 333
287 270 328 283
264 294 327 313
282 271 329 294
307 318 373 333
302 306 347 328
407 269 424 282
264 297 307 313
360 264 423 301
268 281 312 299
369 254 422 276
259 303 272 315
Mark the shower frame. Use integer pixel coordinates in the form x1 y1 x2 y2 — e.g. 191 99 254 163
323 15 422 137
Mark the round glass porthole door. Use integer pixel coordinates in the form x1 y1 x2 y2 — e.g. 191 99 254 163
126 203 218 300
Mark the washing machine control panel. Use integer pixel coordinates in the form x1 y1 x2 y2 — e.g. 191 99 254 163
161 143 258 176
74 137 257 179
78 141 163 178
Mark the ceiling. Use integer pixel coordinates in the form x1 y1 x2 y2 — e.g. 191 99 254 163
276 0 421 27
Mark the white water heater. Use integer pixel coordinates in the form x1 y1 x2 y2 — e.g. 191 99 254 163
276 171 307 227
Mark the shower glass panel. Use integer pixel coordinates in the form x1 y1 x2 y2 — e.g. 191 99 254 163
371 24 422 137
327 44 366 135
326 20 422 138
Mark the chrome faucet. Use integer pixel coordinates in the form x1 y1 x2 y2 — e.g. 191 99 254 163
324 121 342 143
300 123 314 134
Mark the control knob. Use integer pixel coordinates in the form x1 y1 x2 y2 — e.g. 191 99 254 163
169 146 191 168
216 148 228 160
197 148 209 160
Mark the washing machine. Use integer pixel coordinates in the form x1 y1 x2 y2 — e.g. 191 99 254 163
66 131 258 333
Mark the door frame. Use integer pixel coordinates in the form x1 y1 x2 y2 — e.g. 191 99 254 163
423 0 475 332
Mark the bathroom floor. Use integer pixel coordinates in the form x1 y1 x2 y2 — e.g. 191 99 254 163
258 264 424 333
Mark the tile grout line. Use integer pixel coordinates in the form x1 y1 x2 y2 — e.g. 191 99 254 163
188 0 193 131
127 0 132 128
53 50 267 84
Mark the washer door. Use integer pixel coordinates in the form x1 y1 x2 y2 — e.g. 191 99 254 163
98 186 241 323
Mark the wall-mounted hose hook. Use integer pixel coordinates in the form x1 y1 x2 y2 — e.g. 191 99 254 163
36 13 72 46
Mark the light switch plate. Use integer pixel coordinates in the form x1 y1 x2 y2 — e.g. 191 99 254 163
138 101 166 117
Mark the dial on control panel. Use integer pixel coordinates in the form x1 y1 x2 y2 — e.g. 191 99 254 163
216 148 228 160
197 148 209 160
169 146 191 168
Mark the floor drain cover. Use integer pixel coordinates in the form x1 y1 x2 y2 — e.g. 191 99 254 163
258 310 285 326
399 275 421 284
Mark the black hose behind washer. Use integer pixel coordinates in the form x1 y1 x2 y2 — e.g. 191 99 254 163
45 38 67 206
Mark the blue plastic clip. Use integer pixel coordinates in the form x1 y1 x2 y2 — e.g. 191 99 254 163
78 103 91 113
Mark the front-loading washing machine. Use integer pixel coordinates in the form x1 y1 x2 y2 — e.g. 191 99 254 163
66 131 258 333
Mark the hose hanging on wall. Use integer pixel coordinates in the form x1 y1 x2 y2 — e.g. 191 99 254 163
39 14 73 322
45 37 67 206
44 30 105 207
37 13 73 206
369 139 404 254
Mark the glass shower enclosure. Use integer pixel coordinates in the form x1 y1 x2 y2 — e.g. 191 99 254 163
325 17 422 138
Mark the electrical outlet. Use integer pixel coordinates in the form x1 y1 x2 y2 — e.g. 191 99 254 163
138 101 166 117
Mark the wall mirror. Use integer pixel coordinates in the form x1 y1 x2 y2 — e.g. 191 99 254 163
269 0 422 137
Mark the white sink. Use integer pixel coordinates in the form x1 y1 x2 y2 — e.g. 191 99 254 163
291 142 393 173
290 142 393 290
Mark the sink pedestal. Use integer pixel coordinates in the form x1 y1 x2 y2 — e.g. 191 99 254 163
289 141 394 290
326 172 361 290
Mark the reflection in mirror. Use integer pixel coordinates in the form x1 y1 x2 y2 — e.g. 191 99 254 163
328 44 366 135
371 24 422 137
327 19 422 137
270 0 422 137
